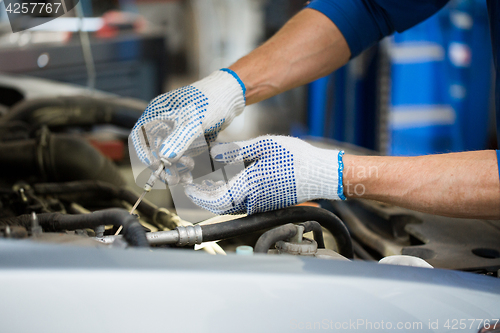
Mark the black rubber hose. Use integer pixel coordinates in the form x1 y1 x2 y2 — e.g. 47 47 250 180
300 221 325 249
0 133 125 186
201 206 353 259
32 183 349 255
254 221 325 253
2 96 146 128
109 107 146 128
254 223 297 253
0 139 38 175
0 208 148 247
33 181 174 229
0 121 31 141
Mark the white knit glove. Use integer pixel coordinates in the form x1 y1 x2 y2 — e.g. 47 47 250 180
130 69 246 183
184 135 346 215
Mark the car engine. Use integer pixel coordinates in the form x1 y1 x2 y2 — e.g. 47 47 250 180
1 74 499 277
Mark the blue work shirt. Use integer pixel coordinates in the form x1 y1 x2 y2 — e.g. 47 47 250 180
307 0 500 181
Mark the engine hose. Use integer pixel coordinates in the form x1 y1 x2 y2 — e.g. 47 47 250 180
300 221 326 249
0 121 31 141
200 206 353 259
0 208 148 247
0 131 125 186
1 95 146 128
254 221 325 253
33 180 179 230
254 223 297 253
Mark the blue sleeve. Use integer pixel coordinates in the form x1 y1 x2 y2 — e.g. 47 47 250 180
306 0 449 58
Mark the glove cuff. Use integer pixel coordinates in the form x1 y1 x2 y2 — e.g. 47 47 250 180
220 68 246 102
324 150 346 200
191 69 246 133
337 151 347 200
296 148 346 202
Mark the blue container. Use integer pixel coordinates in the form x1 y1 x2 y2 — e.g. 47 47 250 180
307 50 379 151
306 0 492 156
389 0 492 156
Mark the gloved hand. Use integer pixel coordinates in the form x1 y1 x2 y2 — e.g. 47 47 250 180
184 135 346 215
130 69 246 183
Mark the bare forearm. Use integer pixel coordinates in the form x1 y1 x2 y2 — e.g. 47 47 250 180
343 151 500 219
228 9 350 105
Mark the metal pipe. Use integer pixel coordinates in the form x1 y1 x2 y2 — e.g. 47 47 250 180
96 225 202 246
146 230 181 245
97 230 179 245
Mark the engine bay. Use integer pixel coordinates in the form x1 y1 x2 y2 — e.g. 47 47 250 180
1 75 500 277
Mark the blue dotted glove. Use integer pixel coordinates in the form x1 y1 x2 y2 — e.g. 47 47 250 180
130 69 246 183
184 135 346 215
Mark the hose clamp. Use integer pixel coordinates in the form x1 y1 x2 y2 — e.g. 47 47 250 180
176 225 202 246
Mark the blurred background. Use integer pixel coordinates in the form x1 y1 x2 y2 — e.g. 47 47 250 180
0 0 496 199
